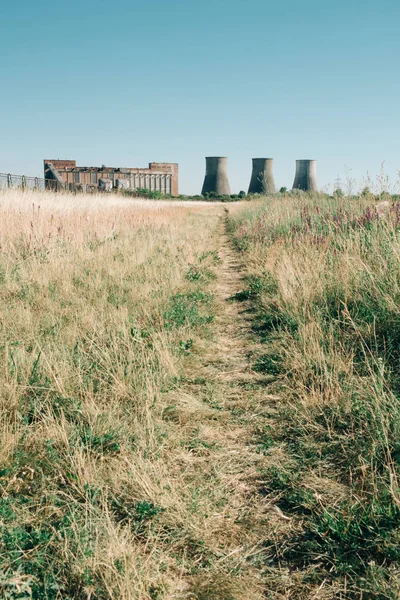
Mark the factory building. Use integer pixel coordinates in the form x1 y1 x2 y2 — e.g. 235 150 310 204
43 159 179 195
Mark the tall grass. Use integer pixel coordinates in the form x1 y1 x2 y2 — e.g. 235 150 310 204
229 193 400 598
0 189 231 599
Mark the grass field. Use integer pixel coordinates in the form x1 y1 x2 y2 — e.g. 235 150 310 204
0 189 233 599
229 193 400 598
1 188 400 599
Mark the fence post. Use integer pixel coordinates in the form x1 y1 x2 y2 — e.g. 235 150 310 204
7 174 11 188
21 175 26 190
34 177 39 190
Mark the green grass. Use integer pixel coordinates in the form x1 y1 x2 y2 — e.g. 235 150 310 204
229 193 400 597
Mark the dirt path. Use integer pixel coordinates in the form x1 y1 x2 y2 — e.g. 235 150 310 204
179 213 279 598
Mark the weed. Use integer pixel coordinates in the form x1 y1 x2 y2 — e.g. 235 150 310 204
164 291 214 330
253 352 283 375
178 338 194 354
199 250 221 264
185 264 215 282
79 427 121 456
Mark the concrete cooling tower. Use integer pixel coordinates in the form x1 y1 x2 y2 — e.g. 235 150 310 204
248 158 276 194
201 157 231 195
292 160 318 191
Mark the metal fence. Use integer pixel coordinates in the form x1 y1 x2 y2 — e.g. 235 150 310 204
0 172 84 193
0 172 48 191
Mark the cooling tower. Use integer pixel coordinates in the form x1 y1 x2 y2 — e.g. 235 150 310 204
248 158 276 194
292 160 318 191
201 157 231 196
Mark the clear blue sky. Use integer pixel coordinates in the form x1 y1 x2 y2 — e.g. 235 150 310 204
1 0 400 194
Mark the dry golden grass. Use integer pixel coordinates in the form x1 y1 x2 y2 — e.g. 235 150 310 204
229 193 400 598
0 189 260 599
9 185 400 599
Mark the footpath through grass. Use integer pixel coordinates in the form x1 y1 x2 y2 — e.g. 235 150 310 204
228 193 400 598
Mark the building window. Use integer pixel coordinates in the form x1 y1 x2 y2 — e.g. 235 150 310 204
73 172 80 184
91 172 97 184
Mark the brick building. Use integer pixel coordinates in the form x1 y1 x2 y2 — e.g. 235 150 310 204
43 159 179 195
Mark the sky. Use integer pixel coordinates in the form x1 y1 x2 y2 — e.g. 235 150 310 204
1 0 400 195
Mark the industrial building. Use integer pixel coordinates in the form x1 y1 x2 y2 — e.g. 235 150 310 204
43 159 179 195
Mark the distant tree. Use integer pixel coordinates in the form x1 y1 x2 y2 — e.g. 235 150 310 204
279 187 287 194
238 190 247 198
